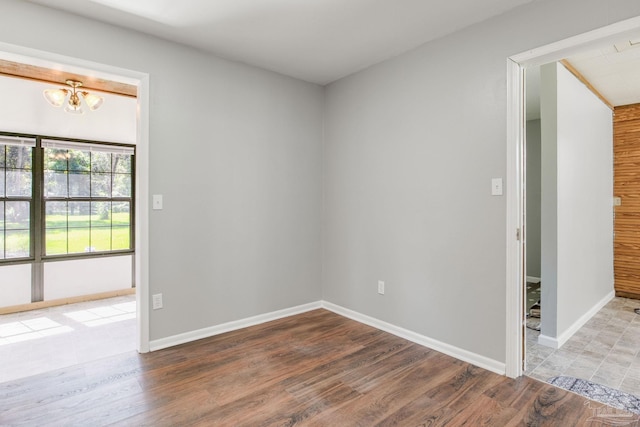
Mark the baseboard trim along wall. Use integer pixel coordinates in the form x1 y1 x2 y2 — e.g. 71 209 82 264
149 300 505 375
321 301 506 375
537 334 558 349
149 301 322 351
526 276 541 284
537 289 615 349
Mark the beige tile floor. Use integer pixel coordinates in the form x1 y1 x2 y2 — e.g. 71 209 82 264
0 294 136 383
526 296 640 397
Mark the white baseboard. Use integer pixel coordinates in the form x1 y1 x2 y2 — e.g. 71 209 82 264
526 276 541 284
149 301 322 351
321 301 506 375
149 299 506 376
537 289 615 349
537 334 559 349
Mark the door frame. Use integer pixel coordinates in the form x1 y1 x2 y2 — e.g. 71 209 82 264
0 41 151 353
505 15 640 378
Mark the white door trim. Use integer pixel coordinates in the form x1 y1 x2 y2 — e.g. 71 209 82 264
505 57 524 378
0 41 151 353
505 15 640 378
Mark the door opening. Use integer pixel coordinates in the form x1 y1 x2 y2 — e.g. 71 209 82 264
506 16 640 378
0 42 150 358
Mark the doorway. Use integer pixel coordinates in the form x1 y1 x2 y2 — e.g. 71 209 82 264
506 16 640 378
0 42 150 358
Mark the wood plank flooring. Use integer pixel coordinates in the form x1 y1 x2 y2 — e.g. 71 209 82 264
0 309 616 425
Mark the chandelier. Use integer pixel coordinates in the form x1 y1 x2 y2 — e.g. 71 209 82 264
43 79 104 114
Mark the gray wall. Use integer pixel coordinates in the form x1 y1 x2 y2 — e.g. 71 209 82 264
540 64 560 338
540 62 613 341
555 63 613 337
526 119 542 279
323 1 638 363
0 0 323 340
2 0 637 365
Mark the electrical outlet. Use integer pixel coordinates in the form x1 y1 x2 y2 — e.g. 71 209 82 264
152 293 163 310
378 280 385 295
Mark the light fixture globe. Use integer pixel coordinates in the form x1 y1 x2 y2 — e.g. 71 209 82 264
43 88 68 107
82 92 104 111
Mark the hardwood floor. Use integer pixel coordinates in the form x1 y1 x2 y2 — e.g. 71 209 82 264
0 309 619 426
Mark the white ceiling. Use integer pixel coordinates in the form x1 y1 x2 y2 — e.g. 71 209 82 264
526 34 640 120
27 0 534 85
568 38 640 108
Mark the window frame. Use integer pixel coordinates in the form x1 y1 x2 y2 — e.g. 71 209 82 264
0 135 36 263
0 132 135 265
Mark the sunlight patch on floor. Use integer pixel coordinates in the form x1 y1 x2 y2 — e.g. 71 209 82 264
0 317 74 345
64 301 136 327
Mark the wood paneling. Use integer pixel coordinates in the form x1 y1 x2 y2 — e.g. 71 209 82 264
614 103 640 299
0 309 609 425
0 287 135 315
0 59 137 97
561 60 614 110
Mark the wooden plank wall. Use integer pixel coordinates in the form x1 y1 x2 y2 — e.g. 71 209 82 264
614 103 640 299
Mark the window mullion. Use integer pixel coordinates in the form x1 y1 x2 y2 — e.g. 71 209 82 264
33 139 43 261
32 138 44 302
89 152 92 251
2 145 4 259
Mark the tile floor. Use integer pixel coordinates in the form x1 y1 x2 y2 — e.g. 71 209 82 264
0 294 136 383
526 296 640 397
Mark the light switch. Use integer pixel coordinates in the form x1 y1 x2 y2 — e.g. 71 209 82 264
152 194 163 210
491 178 503 196
152 293 163 310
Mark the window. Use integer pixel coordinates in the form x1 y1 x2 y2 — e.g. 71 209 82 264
0 136 35 260
42 140 134 256
0 135 134 263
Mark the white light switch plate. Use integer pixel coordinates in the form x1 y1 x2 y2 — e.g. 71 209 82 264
153 194 163 210
152 293 163 310
491 178 503 196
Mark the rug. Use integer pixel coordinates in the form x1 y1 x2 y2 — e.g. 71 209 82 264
548 376 640 415
526 281 541 312
526 317 540 331
526 281 541 331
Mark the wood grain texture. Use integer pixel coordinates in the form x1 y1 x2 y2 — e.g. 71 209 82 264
614 103 640 299
560 60 613 110
0 310 610 425
0 287 135 315
0 59 137 97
